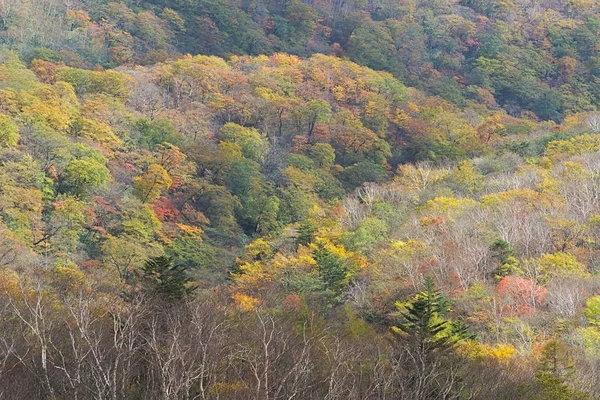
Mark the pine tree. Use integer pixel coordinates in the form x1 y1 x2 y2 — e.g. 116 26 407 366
313 242 348 295
450 317 477 341
141 255 197 300
391 277 470 399
531 340 590 400
397 276 452 351
296 220 317 247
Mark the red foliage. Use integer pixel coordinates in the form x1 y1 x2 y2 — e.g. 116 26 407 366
170 175 183 190
496 276 547 316
283 294 302 311
292 135 309 153
311 124 331 143
152 197 180 222
80 260 102 270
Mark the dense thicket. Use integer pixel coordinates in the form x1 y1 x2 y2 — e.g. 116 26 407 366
1 1 600 399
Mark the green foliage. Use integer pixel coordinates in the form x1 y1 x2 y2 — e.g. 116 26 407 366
395 277 453 345
296 220 317 247
529 340 591 400
122 204 162 243
167 238 222 279
491 240 521 279
140 255 197 300
0 114 19 148
313 241 352 298
0 7 600 397
286 154 314 172
56 68 131 99
340 161 388 191
59 145 110 197
583 296 600 327
28 48 63 63
341 218 389 254
301 100 332 136
135 118 182 149
220 123 268 163
309 143 336 169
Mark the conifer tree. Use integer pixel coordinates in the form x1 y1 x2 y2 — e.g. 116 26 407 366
392 277 468 399
141 255 197 300
397 276 452 351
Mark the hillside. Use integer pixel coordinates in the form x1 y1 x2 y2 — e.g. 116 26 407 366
8 0 600 122
1 1 600 399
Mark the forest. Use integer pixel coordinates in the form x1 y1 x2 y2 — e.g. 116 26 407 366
1 0 600 399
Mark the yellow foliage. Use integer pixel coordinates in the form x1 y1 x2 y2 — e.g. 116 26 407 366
77 97 122 148
407 102 421 113
422 196 478 221
0 89 19 113
0 114 19 147
233 261 272 292
453 160 482 193
559 161 590 180
396 163 449 192
270 53 301 67
480 189 542 209
208 381 249 396
537 156 553 169
232 293 260 312
576 327 600 357
175 223 203 237
388 240 428 260
524 252 588 284
538 252 586 276
133 164 173 203
0 269 20 293
546 134 600 156
458 342 517 362
20 82 79 132
238 238 273 264
78 118 122 148
52 266 87 292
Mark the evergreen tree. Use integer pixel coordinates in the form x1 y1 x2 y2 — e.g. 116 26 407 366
140 255 197 300
296 220 317 247
451 317 477 341
313 242 349 300
397 276 453 350
391 277 468 399
530 340 590 400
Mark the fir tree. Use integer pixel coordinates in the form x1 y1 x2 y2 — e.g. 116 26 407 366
313 242 348 294
141 255 197 300
391 277 470 399
296 220 317 247
397 276 453 350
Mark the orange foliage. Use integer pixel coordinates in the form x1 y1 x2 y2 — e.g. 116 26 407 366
496 276 547 316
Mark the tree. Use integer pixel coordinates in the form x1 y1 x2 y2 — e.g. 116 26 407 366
453 160 482 194
58 144 111 197
0 114 19 147
312 240 355 300
308 143 336 169
340 161 388 191
133 164 173 203
219 123 269 163
301 100 332 137
140 255 197 301
296 220 317 247
583 296 600 327
391 277 466 399
341 217 389 254
530 340 591 400
101 235 159 281
395 277 452 346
